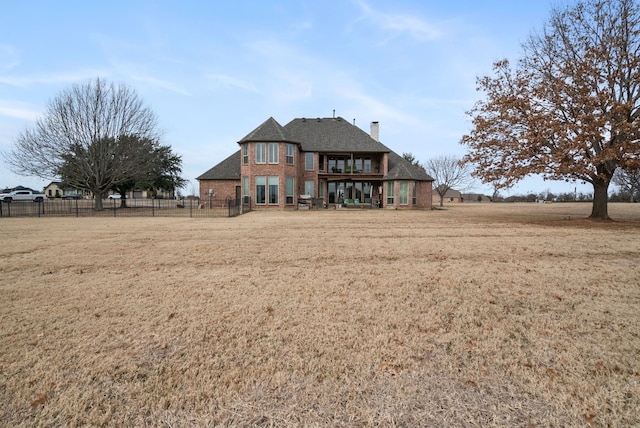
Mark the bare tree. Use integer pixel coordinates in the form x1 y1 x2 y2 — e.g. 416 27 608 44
490 180 511 202
461 0 640 220
4 78 162 210
424 155 474 207
613 168 640 202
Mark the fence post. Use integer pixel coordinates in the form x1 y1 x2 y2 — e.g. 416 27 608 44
189 198 193 218
113 199 117 217
152 198 155 217
75 199 79 217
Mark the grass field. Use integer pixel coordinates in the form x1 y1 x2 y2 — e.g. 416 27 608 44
1 203 639 427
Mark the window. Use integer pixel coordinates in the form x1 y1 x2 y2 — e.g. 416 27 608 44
328 182 336 203
286 177 294 204
355 182 362 202
268 176 279 204
412 182 417 205
256 176 266 204
305 152 314 170
399 181 408 205
304 180 314 197
243 176 249 196
319 180 325 199
363 182 371 202
242 144 248 164
256 143 266 164
386 182 395 204
286 144 294 164
268 143 278 164
364 158 372 173
355 157 363 172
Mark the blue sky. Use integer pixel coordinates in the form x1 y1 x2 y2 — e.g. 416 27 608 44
0 0 590 196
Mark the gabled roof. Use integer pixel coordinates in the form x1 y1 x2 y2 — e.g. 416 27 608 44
196 150 241 180
238 117 288 143
438 188 462 198
385 152 434 181
283 117 391 153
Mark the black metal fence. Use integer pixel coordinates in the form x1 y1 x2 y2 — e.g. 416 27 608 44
0 197 250 218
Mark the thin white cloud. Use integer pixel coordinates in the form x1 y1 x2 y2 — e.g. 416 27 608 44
337 84 421 126
205 73 259 93
131 74 190 96
354 0 442 41
244 39 318 102
0 70 109 87
0 100 39 121
0 44 20 71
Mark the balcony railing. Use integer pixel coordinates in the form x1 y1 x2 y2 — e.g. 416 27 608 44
325 164 381 174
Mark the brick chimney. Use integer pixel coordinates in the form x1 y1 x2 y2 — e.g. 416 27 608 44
370 121 379 142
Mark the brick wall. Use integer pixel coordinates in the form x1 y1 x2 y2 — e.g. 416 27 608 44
240 142 300 209
207 142 433 210
199 180 239 208
383 180 432 209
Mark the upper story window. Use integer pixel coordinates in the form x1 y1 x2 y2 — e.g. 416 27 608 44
286 144 294 164
242 144 248 164
305 152 314 170
268 143 279 164
256 143 266 164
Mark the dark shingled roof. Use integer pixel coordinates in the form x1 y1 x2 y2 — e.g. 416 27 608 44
283 117 391 153
238 117 288 143
385 152 434 181
196 150 241 180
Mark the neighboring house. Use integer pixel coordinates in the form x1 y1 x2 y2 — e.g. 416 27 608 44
2 185 38 194
43 181 175 199
198 116 434 209
432 188 463 204
462 193 491 203
44 181 91 198
44 182 64 198
120 189 176 199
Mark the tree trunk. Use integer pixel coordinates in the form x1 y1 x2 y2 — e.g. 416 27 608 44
95 196 104 211
439 195 444 207
590 179 610 220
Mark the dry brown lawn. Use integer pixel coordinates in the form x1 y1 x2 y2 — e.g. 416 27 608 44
1 203 639 427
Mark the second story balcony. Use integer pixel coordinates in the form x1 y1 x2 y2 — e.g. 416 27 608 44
319 153 384 177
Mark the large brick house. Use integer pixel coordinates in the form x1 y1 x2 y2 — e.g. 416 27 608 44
197 116 434 209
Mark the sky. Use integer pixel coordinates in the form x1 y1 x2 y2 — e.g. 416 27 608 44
0 0 593 197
